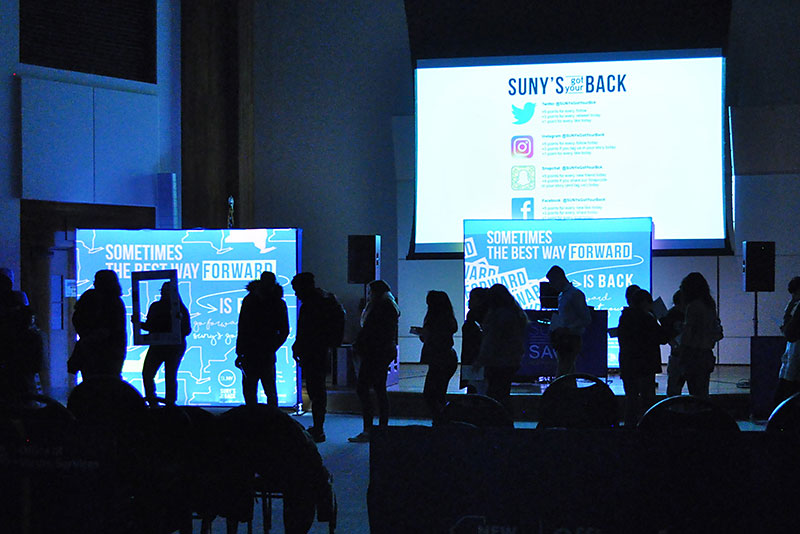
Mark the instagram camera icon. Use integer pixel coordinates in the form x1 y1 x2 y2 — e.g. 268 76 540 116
511 135 534 158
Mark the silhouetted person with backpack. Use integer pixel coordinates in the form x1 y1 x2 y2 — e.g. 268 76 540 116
69 269 127 379
291 272 345 443
675 272 723 398
140 281 191 407
235 271 289 406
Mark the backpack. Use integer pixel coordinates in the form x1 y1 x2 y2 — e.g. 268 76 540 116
321 292 346 348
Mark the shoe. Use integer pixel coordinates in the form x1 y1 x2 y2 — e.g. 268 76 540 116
307 426 326 443
347 431 371 443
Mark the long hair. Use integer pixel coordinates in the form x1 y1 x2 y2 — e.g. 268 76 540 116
424 290 456 328
94 269 122 296
680 272 715 310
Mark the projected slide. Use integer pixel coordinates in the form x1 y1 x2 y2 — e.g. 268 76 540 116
416 50 725 254
75 229 300 406
464 218 652 367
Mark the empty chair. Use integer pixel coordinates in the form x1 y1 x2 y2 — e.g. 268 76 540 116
766 391 800 444
537 373 618 429
441 393 514 428
637 395 740 435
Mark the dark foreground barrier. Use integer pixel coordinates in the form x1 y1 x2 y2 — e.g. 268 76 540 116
369 425 799 534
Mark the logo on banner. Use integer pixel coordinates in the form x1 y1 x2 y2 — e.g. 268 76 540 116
512 198 534 219
511 135 534 158
511 102 535 124
511 165 535 190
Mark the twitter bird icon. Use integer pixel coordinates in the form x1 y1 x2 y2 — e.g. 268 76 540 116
512 103 536 125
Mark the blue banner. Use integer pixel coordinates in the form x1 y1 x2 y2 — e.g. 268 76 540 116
464 218 652 367
75 228 300 406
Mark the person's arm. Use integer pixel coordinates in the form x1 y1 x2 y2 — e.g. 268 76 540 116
275 300 290 351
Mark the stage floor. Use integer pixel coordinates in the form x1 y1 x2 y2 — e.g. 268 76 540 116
324 364 759 423
389 363 751 396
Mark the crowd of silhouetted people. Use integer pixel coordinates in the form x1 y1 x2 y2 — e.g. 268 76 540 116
5 263 800 430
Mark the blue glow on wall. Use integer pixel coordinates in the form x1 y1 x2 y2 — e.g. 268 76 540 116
75 228 301 406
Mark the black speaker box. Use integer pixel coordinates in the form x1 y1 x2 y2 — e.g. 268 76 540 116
743 241 775 292
348 235 380 284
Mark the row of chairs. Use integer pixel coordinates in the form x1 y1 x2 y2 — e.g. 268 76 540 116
442 372 800 437
0 377 336 534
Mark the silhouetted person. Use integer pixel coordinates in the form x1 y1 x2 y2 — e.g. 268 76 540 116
140 281 191 407
291 272 345 443
474 284 528 413
663 290 686 396
235 271 289 406
461 287 489 394
349 279 399 442
415 290 458 424
0 268 42 405
618 288 668 426
625 284 641 307
674 272 723 397
69 269 127 379
775 276 800 406
546 265 592 377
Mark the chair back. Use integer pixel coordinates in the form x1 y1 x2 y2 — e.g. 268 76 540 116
766 391 800 444
537 373 618 429
442 394 514 428
67 377 146 426
637 395 739 434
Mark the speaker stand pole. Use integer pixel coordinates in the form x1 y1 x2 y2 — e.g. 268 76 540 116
753 291 759 337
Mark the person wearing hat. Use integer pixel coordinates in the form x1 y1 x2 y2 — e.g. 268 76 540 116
235 271 289 406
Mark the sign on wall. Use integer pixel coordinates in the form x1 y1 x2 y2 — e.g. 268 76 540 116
75 228 301 406
464 218 652 367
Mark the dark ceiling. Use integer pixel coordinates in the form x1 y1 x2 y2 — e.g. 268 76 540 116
404 0 732 62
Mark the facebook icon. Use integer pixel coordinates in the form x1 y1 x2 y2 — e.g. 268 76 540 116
512 198 534 219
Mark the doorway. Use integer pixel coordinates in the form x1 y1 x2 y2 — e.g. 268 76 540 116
20 199 154 402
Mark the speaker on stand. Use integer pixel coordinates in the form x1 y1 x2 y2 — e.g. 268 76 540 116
743 241 775 335
348 234 381 301
743 241 778 420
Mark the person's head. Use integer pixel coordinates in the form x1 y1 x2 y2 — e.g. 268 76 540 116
259 271 282 298
487 283 518 310
680 272 712 307
426 290 454 317
468 287 489 315
367 279 391 301
788 276 800 296
291 272 316 299
625 284 641 306
94 269 121 296
631 288 653 310
546 265 569 292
